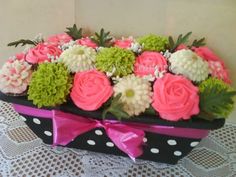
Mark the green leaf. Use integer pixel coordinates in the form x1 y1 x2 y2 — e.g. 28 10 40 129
102 93 130 120
91 28 113 47
144 106 156 115
190 37 206 47
7 39 37 47
199 78 236 121
168 32 192 52
65 24 83 40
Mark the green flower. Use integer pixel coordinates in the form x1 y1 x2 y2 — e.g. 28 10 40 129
95 47 135 77
28 63 72 108
137 34 168 52
198 77 236 120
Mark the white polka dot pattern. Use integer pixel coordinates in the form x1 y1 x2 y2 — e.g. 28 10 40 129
174 151 182 156
106 142 114 147
143 137 147 143
33 118 41 124
150 148 159 154
44 131 52 136
167 139 177 146
190 141 199 147
95 130 103 135
87 140 96 145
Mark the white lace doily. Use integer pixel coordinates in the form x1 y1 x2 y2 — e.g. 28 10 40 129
0 101 235 177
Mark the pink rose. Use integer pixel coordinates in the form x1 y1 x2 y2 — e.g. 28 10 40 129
152 73 199 121
114 38 133 49
45 33 72 46
192 46 230 83
175 44 188 51
70 70 113 111
134 51 167 77
26 43 62 64
76 37 98 49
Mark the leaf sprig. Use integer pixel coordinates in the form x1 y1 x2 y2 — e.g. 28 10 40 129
8 39 38 47
190 37 206 47
102 93 130 120
198 78 236 121
91 28 113 47
65 24 83 40
168 32 192 52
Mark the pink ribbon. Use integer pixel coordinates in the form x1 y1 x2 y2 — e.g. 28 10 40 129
13 104 209 159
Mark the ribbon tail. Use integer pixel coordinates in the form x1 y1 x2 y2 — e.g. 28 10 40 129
52 110 97 146
105 123 145 159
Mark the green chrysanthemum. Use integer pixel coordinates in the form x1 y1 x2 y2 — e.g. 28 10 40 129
95 47 135 77
137 34 168 52
198 77 236 120
28 63 72 108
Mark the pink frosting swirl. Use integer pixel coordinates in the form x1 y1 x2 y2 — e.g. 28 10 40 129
192 46 230 83
152 73 199 121
114 38 133 49
71 70 113 111
45 33 72 46
0 59 32 94
76 37 98 49
26 43 62 64
134 51 167 77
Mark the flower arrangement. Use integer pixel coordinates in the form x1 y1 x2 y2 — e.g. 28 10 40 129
1 25 235 122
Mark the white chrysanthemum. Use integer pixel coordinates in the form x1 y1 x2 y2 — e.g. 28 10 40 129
114 75 152 116
169 49 209 82
60 45 96 73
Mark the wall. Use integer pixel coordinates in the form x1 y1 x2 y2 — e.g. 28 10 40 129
0 0 235 122
0 0 74 63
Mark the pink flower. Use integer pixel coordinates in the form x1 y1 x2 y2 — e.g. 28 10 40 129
192 46 231 83
76 37 98 49
175 44 188 51
26 43 62 64
45 33 72 46
71 70 113 111
15 52 26 60
114 38 133 49
0 59 32 94
152 73 199 121
134 51 167 77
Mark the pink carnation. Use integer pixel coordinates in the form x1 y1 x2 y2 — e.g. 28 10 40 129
192 46 231 83
0 59 32 94
71 70 113 111
152 73 199 121
26 43 62 64
76 37 98 49
45 33 72 46
114 38 133 49
134 51 167 77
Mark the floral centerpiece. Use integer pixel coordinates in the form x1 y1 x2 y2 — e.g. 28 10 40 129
0 25 235 164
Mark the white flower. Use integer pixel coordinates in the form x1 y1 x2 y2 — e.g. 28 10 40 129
114 75 152 116
60 45 96 73
60 40 76 51
130 42 142 53
169 49 209 82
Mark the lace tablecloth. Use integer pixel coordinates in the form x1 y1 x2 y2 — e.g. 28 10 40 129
0 101 235 177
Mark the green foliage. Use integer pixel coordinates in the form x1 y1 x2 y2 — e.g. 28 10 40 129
8 39 39 47
102 93 130 120
190 37 206 47
198 77 236 121
95 47 135 77
91 28 113 47
65 24 83 40
137 34 168 52
28 63 72 108
168 32 192 52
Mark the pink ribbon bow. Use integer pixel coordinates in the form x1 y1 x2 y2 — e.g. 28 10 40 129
52 110 144 159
